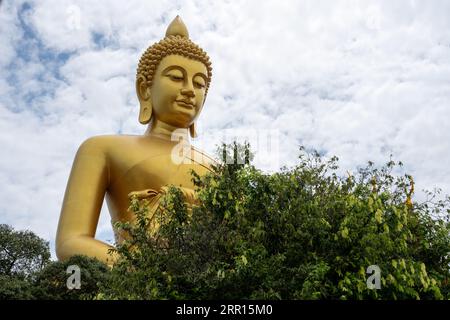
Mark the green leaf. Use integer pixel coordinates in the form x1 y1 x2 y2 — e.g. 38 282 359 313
375 209 383 224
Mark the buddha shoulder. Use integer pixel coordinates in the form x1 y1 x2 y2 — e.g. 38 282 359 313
75 135 169 160
76 135 132 153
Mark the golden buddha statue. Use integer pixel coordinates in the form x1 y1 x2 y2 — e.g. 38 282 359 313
56 16 214 266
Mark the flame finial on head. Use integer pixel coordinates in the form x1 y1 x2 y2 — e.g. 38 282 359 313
165 15 189 38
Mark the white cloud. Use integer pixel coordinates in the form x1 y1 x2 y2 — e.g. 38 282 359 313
1 0 449 258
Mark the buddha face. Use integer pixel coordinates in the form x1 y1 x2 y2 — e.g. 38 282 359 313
149 54 208 128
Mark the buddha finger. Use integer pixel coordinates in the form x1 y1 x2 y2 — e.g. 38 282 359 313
127 188 159 200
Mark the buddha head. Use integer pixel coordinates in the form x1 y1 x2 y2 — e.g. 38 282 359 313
136 16 212 138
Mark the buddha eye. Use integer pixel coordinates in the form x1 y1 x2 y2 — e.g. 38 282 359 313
168 74 184 81
194 81 205 89
193 76 206 89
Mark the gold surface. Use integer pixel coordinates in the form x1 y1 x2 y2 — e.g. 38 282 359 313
56 16 214 265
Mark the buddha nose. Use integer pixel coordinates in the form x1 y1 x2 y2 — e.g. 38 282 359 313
181 88 195 98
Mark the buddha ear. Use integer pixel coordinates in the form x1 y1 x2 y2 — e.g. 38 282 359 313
136 75 152 125
139 102 152 125
189 122 197 138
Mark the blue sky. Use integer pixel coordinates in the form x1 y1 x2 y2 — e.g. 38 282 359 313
1 0 450 258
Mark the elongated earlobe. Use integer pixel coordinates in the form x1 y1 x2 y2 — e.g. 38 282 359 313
139 102 152 124
136 74 152 125
189 122 197 138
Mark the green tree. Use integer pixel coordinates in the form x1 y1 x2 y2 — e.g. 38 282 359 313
0 225 109 300
0 224 50 276
0 224 50 300
32 255 110 300
101 144 450 300
0 275 34 300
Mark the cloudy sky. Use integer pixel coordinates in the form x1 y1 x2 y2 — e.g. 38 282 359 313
1 0 449 258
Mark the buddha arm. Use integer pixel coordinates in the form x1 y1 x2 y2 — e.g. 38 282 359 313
56 137 117 266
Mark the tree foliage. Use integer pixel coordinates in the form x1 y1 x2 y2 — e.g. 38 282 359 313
0 225 108 300
101 144 450 300
1 145 448 300
0 224 50 277
0 224 51 300
32 255 110 300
